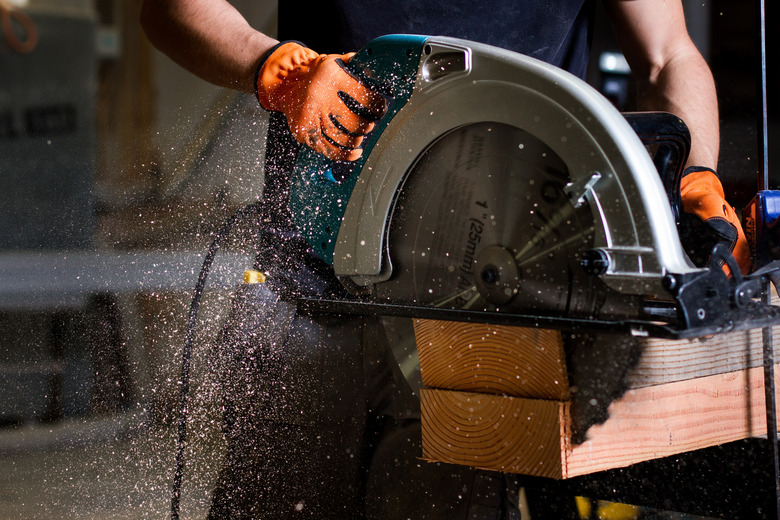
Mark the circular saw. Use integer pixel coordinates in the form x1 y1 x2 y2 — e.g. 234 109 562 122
288 35 780 339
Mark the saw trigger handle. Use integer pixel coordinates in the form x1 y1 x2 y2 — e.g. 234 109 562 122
343 36 423 99
289 36 427 265
624 112 691 224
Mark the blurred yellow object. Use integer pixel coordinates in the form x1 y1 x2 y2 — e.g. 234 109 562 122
243 269 266 284
576 496 592 518
597 501 640 519
576 497 640 519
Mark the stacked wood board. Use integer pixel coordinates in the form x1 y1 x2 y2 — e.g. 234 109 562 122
414 318 780 479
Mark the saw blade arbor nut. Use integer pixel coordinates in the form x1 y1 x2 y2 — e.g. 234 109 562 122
474 245 521 306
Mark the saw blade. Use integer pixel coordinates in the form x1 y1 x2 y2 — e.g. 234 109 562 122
375 121 604 317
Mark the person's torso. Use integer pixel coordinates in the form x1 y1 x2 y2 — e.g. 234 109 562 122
278 0 594 78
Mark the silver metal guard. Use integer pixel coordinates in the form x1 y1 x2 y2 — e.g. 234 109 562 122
333 36 701 296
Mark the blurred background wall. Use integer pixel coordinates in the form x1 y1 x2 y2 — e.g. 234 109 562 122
0 0 776 517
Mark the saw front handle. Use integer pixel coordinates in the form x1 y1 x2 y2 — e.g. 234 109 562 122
623 112 690 225
288 35 428 263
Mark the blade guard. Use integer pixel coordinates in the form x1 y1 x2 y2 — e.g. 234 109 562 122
291 35 700 297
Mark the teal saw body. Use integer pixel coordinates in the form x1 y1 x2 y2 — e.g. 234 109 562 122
289 34 426 265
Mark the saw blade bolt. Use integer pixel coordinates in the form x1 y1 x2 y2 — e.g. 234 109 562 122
481 266 498 285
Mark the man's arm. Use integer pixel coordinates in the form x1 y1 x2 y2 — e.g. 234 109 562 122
604 0 719 169
139 0 278 94
605 0 750 274
140 0 385 161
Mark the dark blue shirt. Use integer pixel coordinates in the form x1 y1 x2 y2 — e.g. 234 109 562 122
279 0 595 78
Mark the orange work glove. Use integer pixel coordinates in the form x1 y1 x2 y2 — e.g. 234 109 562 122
679 167 750 276
255 41 387 162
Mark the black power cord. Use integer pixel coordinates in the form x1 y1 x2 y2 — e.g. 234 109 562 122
170 201 263 520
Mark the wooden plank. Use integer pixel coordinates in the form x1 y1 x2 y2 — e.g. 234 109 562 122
420 365 780 479
413 320 643 438
414 311 780 478
627 326 779 388
564 364 780 477
414 318 778 393
420 388 568 479
626 290 780 387
414 319 568 400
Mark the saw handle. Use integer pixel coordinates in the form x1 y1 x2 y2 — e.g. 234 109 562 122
624 112 691 224
343 36 424 100
288 36 428 263
302 36 426 182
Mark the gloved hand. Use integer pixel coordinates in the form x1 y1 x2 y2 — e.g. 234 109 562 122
679 167 750 276
255 41 387 162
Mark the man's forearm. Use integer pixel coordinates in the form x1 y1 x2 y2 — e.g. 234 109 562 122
636 49 720 170
140 0 278 94
605 0 720 171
